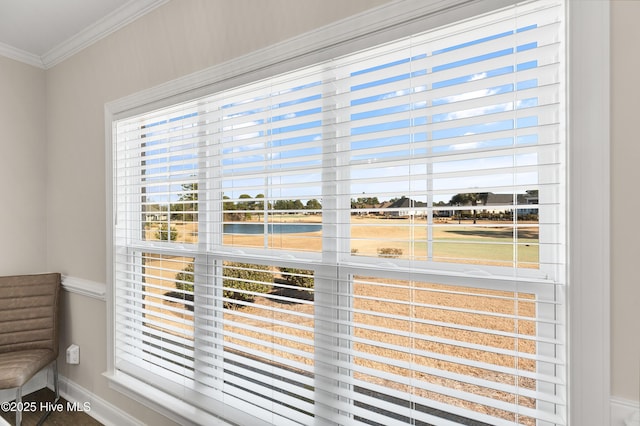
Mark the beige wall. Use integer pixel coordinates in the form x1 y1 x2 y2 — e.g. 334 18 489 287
611 0 640 403
0 56 47 275
0 0 633 424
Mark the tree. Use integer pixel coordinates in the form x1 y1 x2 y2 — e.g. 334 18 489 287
223 195 238 221
351 197 380 210
291 199 304 210
178 182 198 201
305 199 322 212
254 194 266 219
238 194 253 219
449 192 489 224
274 199 304 212
223 195 235 211
525 189 539 199
171 183 198 221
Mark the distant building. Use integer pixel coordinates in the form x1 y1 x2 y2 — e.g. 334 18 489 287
381 197 427 218
483 192 538 215
379 192 539 219
143 204 169 222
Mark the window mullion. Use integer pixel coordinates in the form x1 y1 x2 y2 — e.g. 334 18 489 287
193 100 223 398
315 61 353 423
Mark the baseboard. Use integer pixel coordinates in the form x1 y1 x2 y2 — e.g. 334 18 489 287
53 375 143 426
612 397 640 426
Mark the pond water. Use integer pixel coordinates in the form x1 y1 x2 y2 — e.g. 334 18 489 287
224 223 322 234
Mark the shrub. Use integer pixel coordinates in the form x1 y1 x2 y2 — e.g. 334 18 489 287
174 262 272 308
156 223 178 241
279 267 314 289
223 262 272 308
377 247 403 258
175 263 194 293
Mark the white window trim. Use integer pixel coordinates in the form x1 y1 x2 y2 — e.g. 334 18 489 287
104 1 610 425
566 1 610 425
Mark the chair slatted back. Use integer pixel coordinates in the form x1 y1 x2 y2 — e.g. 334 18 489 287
0 273 60 354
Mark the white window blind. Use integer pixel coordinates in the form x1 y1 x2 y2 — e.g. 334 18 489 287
112 1 565 425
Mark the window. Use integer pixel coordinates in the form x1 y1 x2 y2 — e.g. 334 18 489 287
110 1 569 425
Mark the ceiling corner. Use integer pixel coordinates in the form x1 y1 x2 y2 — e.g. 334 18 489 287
3 0 170 70
0 41 45 68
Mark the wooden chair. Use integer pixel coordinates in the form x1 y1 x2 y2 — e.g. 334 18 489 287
0 273 60 426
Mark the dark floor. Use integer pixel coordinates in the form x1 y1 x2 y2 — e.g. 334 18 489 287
0 388 102 426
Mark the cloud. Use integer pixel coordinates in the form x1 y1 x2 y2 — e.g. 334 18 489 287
440 88 497 104
434 73 516 121
450 141 481 150
469 72 487 81
441 100 511 121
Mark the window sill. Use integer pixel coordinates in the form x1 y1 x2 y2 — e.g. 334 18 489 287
104 371 268 426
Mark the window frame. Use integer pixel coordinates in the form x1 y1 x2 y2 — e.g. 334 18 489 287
104 1 610 425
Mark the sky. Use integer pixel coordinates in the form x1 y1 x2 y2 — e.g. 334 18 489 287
128 20 544 208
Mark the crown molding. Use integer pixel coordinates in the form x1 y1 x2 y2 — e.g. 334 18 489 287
0 41 44 68
0 0 168 70
42 0 169 69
